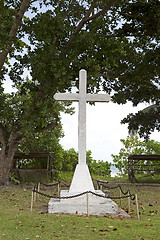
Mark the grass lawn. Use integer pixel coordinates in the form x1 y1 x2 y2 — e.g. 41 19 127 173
0 179 160 240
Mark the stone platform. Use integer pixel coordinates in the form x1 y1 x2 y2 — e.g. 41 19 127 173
48 190 119 216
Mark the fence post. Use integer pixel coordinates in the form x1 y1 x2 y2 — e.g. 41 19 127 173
50 165 53 182
119 189 122 208
128 191 131 213
31 190 34 213
37 182 40 199
135 194 140 220
86 192 89 216
34 185 37 203
58 182 60 197
96 181 99 190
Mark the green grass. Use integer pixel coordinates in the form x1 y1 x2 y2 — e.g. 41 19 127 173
0 181 160 240
105 173 160 184
135 173 160 184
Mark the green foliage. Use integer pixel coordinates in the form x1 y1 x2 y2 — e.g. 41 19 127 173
89 160 111 176
0 3 16 49
122 105 160 140
112 135 160 173
60 148 111 176
86 150 111 176
1 0 160 115
1 0 160 184
61 148 78 172
2 0 160 101
58 171 74 182
0 84 72 150
16 142 111 177
9 172 20 185
18 129 64 169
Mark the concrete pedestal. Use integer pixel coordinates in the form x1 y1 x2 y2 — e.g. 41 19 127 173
48 190 119 216
69 164 94 192
48 164 119 216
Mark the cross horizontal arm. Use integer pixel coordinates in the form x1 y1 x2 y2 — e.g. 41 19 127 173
54 93 79 101
86 94 111 102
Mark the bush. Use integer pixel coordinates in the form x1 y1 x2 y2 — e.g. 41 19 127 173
61 148 111 176
112 136 160 174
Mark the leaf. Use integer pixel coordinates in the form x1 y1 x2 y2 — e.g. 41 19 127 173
140 206 145 210
125 225 130 228
108 226 114 229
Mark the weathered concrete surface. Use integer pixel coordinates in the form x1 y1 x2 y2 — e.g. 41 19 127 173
48 190 119 216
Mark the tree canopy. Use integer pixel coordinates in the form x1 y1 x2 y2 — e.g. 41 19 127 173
0 0 160 184
1 1 160 98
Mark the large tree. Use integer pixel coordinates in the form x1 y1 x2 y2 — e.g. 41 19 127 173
0 82 73 185
0 0 160 184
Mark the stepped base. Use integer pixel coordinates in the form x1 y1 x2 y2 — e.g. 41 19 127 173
48 190 119 216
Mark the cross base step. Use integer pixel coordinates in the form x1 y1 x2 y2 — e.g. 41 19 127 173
48 190 119 216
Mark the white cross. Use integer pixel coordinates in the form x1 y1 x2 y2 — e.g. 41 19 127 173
54 69 111 166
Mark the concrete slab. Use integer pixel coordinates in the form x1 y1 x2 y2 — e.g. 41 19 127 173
48 190 119 216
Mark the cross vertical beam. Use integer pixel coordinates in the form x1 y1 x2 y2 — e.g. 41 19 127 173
78 69 86 165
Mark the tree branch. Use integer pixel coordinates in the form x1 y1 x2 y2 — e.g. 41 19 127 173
65 0 117 49
0 0 30 71
87 0 117 21
100 73 125 79
65 3 95 49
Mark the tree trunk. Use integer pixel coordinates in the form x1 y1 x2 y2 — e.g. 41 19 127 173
0 145 18 185
0 131 21 185
0 156 11 185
